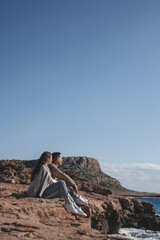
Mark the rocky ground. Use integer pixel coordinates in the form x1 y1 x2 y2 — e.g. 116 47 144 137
0 182 133 240
0 158 160 239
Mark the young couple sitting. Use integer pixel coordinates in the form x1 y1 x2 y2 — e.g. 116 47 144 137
26 152 88 217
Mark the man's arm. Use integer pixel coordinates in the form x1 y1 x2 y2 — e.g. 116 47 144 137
48 164 78 193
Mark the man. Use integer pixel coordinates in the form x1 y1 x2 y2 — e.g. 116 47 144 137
48 152 88 205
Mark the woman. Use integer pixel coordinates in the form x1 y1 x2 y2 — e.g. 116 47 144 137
26 151 87 216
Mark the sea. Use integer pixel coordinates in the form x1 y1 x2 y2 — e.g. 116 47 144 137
110 197 160 240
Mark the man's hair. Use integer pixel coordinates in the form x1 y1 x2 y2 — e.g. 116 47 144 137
52 152 61 163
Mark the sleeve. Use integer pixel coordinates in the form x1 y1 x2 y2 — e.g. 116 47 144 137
49 177 57 184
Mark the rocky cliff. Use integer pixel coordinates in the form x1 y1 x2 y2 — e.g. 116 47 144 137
0 181 160 240
61 156 101 171
0 158 160 240
0 157 129 195
1 157 159 196
21 156 101 169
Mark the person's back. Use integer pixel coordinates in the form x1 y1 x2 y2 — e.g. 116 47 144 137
26 152 55 197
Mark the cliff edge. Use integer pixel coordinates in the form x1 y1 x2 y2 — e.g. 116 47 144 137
0 158 160 240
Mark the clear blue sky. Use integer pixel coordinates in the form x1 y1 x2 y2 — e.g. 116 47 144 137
0 0 160 166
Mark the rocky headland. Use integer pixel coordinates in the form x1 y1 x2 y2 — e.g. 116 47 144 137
0 157 160 240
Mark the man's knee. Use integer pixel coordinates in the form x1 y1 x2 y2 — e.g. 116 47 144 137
58 180 68 194
58 180 66 187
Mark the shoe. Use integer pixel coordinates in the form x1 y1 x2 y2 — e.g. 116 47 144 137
73 203 87 217
74 195 88 206
64 203 78 214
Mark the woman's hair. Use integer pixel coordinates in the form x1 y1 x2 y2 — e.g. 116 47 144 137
31 151 51 182
52 152 61 163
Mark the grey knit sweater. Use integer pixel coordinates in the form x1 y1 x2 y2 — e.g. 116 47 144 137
26 165 56 197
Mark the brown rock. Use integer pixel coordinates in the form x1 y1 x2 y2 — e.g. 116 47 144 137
1 159 160 239
0 182 132 240
141 200 155 214
119 197 134 211
62 156 102 171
